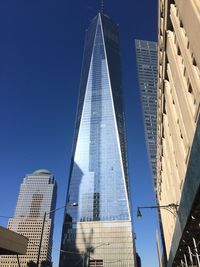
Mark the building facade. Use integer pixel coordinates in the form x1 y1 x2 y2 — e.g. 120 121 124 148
0 170 57 267
59 11 137 267
157 0 200 266
135 40 166 266
135 39 157 188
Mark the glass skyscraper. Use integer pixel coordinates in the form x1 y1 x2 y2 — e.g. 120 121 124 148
135 40 167 264
0 169 57 267
135 40 157 187
59 11 136 267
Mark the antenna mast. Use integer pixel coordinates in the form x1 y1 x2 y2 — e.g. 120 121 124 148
101 0 104 14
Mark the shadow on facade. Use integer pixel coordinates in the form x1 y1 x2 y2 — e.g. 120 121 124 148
59 213 83 267
59 162 86 267
168 119 200 267
80 224 95 265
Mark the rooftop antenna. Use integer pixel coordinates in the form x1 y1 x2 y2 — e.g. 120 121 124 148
100 0 104 14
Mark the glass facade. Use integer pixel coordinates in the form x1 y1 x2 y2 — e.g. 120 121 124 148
135 40 168 264
60 12 136 267
135 40 157 187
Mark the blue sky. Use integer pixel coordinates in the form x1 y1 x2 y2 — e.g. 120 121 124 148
0 0 158 266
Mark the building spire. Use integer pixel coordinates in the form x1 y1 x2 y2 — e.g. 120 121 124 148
100 0 104 14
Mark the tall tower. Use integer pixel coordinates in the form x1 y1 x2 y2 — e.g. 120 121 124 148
135 40 167 266
0 170 57 267
135 39 157 187
59 11 136 267
157 1 200 266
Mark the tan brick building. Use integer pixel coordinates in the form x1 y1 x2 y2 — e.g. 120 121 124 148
157 0 200 266
0 170 57 267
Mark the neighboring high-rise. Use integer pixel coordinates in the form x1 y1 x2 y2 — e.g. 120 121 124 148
0 170 57 267
157 1 200 267
59 10 136 267
135 39 157 187
135 40 166 266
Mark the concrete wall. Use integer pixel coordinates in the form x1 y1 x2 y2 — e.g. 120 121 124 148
0 226 28 255
157 0 200 262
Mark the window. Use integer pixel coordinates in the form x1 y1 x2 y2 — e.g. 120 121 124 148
89 259 103 267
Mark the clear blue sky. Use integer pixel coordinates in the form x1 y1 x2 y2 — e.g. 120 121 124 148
0 1 158 266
